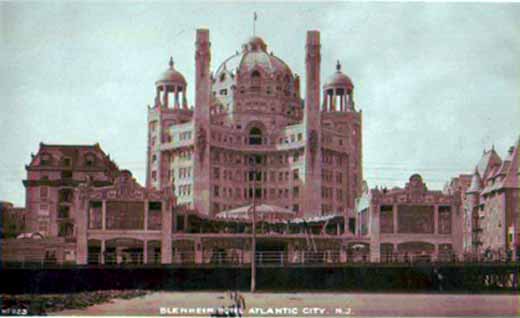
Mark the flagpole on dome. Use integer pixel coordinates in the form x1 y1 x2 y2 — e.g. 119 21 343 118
253 12 258 36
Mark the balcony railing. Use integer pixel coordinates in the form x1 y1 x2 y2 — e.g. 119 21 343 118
3 250 519 268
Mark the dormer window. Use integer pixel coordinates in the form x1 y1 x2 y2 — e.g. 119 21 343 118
40 154 51 166
85 154 95 167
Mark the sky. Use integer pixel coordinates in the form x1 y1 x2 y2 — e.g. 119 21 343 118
1 2 520 206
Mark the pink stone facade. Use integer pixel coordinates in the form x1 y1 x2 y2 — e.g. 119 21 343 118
2 28 518 267
22 143 119 238
357 174 463 262
146 29 363 220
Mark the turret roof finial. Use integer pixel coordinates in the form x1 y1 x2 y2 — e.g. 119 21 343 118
336 60 341 72
169 56 174 69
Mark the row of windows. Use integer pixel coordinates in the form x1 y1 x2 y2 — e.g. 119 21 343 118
213 185 300 200
237 84 295 98
321 187 345 201
177 184 192 197
39 187 74 202
322 170 344 184
210 132 303 146
322 151 349 166
179 131 192 141
211 151 303 166
212 168 300 183
177 167 192 179
39 153 96 167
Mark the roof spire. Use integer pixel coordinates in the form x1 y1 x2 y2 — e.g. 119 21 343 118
169 56 174 69
336 60 341 72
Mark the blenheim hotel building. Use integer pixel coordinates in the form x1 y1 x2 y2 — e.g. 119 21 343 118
2 29 518 266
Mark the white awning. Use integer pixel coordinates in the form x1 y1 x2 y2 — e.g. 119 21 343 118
216 203 295 220
290 214 341 224
16 232 45 239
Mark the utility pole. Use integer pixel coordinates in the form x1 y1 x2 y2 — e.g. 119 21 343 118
250 155 257 293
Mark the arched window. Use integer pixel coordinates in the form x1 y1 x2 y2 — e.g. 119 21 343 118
251 70 261 78
249 127 263 145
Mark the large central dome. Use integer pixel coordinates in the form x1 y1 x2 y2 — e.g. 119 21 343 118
215 36 292 77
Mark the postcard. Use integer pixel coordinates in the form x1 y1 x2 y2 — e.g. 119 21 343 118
1 2 519 317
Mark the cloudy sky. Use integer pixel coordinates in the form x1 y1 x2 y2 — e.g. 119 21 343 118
1 2 519 206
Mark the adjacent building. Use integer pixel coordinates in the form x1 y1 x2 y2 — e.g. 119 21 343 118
461 140 520 260
356 174 463 262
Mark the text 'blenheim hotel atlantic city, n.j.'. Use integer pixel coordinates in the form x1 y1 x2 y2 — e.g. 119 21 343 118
1 29 519 266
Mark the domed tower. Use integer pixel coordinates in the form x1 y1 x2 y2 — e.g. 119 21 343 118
320 60 363 220
323 61 355 112
155 57 188 109
146 57 192 190
211 35 302 130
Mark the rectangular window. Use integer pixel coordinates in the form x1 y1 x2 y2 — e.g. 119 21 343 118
214 185 220 197
61 171 72 179
106 201 144 230
148 202 162 230
438 206 452 234
293 186 299 197
88 201 102 229
58 206 69 219
380 205 394 233
40 186 48 199
293 169 299 180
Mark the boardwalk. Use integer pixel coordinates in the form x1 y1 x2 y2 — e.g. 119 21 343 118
58 291 519 317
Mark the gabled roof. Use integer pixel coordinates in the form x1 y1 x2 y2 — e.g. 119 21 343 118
476 147 502 180
480 139 519 193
